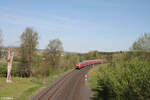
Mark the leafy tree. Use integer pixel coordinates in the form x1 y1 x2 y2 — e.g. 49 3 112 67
61 53 79 70
96 57 150 100
20 27 38 77
66 54 79 66
79 56 85 62
44 39 63 70
0 29 3 58
87 51 100 60
72 54 80 65
130 33 150 52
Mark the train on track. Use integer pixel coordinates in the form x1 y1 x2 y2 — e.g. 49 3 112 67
76 59 104 69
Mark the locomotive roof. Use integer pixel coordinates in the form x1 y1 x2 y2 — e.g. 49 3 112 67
78 60 100 64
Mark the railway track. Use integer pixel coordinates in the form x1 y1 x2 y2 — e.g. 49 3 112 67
32 66 92 100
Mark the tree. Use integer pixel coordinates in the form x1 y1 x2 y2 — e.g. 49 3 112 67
87 51 100 60
6 48 14 83
130 33 150 52
0 29 3 58
20 27 38 77
72 54 80 66
62 53 80 70
44 39 63 69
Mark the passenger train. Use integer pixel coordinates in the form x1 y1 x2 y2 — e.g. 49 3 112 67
76 59 104 69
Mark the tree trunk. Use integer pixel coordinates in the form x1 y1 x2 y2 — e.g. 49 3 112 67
29 33 32 78
6 49 14 83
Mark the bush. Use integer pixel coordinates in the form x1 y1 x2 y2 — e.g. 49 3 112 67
0 62 7 77
96 57 150 100
33 65 51 78
0 61 20 77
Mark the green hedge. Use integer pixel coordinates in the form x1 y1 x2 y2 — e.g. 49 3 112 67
0 62 7 77
96 57 150 100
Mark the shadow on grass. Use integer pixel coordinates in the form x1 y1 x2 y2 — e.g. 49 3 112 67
90 97 99 100
90 88 100 100
90 88 111 100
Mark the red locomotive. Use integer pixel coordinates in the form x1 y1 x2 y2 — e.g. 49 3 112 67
76 59 104 69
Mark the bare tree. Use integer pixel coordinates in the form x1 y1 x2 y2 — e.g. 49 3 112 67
44 39 63 69
6 48 14 83
20 27 38 77
130 33 150 52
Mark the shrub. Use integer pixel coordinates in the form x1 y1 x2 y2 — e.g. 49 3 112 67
0 61 20 77
96 57 150 100
0 62 7 77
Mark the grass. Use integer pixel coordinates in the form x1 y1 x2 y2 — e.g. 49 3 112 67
0 77 40 100
0 69 73 100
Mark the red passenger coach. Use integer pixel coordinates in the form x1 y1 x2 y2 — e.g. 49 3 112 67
76 59 104 69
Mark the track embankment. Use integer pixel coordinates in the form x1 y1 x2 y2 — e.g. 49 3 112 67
32 66 93 100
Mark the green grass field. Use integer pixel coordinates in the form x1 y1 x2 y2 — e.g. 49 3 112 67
0 77 41 100
0 69 73 100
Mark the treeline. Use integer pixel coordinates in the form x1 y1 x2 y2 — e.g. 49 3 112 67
0 27 113 79
93 33 150 100
0 27 81 78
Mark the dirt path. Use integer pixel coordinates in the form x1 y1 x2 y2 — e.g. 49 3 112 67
32 66 93 100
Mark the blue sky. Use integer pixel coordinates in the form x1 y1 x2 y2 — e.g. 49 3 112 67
0 0 150 53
